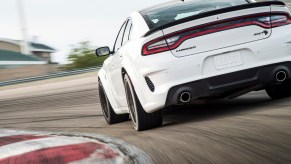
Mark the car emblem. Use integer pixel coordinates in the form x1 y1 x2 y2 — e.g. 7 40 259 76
176 46 197 52
254 30 269 36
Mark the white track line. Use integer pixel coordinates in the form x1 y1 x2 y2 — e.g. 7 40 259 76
69 149 124 164
0 130 32 137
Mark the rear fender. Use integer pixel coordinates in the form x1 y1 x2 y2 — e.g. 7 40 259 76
121 57 147 110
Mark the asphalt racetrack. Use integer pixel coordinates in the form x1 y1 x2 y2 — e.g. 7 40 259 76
0 74 291 163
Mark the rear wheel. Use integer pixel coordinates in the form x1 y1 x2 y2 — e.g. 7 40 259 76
266 80 291 100
123 74 163 131
98 80 129 124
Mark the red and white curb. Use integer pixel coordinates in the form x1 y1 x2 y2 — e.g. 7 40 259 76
0 129 153 164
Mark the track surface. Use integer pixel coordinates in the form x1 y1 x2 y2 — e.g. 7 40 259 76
1 76 291 163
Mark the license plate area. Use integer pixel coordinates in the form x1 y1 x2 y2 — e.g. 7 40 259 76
214 51 243 70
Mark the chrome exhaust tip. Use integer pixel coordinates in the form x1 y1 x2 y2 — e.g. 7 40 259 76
276 71 287 82
180 92 191 103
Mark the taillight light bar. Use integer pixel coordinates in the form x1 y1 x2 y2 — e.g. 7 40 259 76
270 12 291 27
142 12 291 56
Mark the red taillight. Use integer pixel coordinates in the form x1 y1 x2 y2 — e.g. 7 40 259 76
142 36 181 55
270 13 291 27
258 12 291 27
142 12 291 56
142 38 170 55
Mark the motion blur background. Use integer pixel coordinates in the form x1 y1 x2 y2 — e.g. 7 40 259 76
0 0 290 81
0 0 166 80
1 1 291 163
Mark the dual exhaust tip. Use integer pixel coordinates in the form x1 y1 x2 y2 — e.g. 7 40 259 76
178 70 287 103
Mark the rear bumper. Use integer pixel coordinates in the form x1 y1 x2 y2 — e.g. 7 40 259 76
134 24 291 113
165 62 291 106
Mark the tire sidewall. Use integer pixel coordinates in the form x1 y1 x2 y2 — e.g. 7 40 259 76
124 74 140 131
266 80 291 99
98 82 111 123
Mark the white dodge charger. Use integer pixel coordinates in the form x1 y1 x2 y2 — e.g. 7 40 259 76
96 0 291 131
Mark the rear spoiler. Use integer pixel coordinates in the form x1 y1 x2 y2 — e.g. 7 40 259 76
144 1 286 37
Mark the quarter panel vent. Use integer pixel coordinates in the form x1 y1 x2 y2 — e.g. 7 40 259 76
145 77 155 92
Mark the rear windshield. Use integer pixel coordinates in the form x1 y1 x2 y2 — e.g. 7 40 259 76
140 0 249 29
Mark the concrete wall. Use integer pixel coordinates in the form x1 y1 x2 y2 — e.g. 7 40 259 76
0 64 59 81
0 41 21 53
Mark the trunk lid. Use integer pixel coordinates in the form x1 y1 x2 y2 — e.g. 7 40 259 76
141 1 288 57
162 5 273 57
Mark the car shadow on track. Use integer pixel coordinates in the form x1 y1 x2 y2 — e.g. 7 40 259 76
162 92 279 127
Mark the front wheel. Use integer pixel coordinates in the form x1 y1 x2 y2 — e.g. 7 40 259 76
123 74 163 131
98 80 129 124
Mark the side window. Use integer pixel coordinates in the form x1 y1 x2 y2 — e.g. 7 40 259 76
122 19 132 46
113 21 127 52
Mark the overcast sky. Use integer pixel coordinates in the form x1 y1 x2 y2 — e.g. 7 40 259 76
0 0 166 63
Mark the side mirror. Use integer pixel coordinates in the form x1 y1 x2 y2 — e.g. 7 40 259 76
95 46 111 57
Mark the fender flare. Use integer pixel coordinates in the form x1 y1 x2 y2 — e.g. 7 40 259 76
121 59 147 109
98 68 120 112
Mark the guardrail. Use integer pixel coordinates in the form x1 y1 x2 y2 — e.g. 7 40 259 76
0 66 101 87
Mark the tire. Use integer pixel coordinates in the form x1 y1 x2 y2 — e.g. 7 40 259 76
266 79 291 100
123 74 163 131
98 80 129 124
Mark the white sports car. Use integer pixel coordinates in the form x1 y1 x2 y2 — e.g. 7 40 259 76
96 0 291 131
